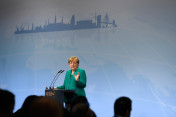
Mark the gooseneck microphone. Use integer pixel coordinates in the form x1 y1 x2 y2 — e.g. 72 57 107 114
52 70 65 87
49 70 64 89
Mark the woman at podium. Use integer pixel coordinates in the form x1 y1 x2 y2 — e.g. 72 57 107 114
55 56 87 106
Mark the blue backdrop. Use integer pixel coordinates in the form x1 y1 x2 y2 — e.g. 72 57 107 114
0 0 176 117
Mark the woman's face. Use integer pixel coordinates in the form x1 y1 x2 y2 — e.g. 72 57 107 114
69 59 79 71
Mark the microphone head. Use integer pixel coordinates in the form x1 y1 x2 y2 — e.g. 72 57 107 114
61 70 65 73
58 70 62 73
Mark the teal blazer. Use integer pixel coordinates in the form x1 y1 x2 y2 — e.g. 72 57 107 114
57 68 87 102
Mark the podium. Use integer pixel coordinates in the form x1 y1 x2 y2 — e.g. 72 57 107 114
45 89 76 105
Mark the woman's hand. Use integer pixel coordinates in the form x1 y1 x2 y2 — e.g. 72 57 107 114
74 72 80 82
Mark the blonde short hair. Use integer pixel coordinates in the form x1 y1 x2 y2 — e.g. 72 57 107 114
68 56 79 64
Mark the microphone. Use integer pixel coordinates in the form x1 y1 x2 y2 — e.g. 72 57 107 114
49 70 62 89
52 70 65 88
58 70 62 73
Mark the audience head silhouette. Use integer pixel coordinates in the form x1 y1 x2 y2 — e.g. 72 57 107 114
28 96 64 117
71 103 96 117
68 96 96 117
70 96 89 111
114 96 132 117
21 95 39 110
0 89 15 117
13 95 40 117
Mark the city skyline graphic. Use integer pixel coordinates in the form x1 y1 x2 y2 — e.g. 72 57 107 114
15 13 117 34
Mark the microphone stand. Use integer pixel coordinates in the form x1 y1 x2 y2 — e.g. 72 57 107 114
49 70 62 89
52 70 65 88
